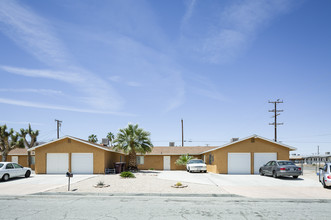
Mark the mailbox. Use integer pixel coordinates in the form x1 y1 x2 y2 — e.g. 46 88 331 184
66 172 73 178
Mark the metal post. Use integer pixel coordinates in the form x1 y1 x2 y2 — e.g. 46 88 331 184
181 119 184 147
68 176 70 191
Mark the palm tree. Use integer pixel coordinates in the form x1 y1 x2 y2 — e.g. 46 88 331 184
114 124 153 171
0 124 23 162
88 134 98 143
20 124 39 167
175 154 193 166
107 132 115 146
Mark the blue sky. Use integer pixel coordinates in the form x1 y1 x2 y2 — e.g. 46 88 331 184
0 0 330 155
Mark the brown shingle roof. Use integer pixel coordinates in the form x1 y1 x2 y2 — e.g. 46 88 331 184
8 148 28 155
141 146 217 155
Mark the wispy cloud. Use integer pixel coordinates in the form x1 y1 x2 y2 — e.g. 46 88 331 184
0 120 43 126
181 0 197 32
0 88 63 95
0 0 123 111
181 0 295 64
0 97 135 116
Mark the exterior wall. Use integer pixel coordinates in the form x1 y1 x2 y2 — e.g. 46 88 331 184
35 138 107 174
138 155 163 170
137 155 202 170
1 155 31 168
105 151 125 169
203 138 290 174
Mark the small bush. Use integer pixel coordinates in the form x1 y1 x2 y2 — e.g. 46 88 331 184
149 168 155 170
175 182 182 186
97 181 105 186
120 171 135 178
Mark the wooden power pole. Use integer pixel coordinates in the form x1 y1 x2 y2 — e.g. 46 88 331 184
269 100 283 142
181 119 184 147
55 119 62 139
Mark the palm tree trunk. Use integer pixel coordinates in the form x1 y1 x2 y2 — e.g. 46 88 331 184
128 150 137 171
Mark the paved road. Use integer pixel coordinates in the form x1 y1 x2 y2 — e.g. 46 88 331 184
0 195 330 219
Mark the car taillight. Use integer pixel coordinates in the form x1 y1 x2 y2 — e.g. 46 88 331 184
327 175 331 179
298 168 301 171
280 168 286 171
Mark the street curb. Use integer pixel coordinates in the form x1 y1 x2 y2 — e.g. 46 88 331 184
31 192 242 198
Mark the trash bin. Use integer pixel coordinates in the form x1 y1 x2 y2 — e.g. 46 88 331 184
114 162 121 174
114 162 127 173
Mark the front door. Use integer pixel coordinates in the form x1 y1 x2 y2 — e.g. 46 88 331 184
163 156 170 170
11 156 18 164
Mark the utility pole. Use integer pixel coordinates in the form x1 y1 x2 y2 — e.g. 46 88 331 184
269 99 283 142
55 119 62 139
181 119 184 147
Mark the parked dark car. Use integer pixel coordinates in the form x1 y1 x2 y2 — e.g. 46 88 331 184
259 160 302 179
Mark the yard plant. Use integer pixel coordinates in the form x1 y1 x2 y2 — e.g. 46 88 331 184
114 124 153 171
120 171 135 178
175 154 193 166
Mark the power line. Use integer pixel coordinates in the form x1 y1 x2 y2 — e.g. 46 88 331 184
269 99 283 142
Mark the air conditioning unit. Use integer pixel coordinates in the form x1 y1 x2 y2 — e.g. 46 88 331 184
102 138 109 146
231 138 239 142
169 142 175 147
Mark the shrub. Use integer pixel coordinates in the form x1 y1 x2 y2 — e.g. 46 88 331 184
149 168 155 170
175 182 182 186
120 171 135 178
97 181 105 187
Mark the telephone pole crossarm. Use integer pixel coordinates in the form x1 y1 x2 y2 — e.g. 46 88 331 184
268 100 283 142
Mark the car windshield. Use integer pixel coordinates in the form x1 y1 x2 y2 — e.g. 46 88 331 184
0 163 3 168
277 161 295 166
189 160 204 164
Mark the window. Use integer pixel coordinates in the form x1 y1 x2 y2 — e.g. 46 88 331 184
136 156 144 165
31 156 35 165
120 156 122 162
13 163 23 168
208 154 214 164
6 163 14 169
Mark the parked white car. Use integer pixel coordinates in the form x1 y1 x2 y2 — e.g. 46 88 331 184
319 163 331 188
0 162 32 181
186 159 207 173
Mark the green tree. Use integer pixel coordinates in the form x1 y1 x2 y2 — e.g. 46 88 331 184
20 124 39 167
0 125 24 162
175 154 193 166
88 134 98 143
107 132 115 146
114 124 153 171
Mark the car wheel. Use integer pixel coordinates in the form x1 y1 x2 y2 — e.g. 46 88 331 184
259 169 264 176
2 174 9 181
204 170 207 173
293 176 298 179
323 178 327 188
25 170 31 178
273 171 278 178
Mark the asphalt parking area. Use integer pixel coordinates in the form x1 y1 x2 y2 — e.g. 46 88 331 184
0 173 94 195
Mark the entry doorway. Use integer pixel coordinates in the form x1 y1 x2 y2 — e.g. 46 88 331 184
163 156 170 170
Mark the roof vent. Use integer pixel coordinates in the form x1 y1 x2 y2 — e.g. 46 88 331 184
102 138 109 146
326 152 330 155
231 138 239 142
169 142 175 147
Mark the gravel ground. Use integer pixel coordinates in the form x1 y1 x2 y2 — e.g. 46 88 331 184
48 171 227 194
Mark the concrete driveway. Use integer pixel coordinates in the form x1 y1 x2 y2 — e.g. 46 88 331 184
0 173 94 195
158 170 331 199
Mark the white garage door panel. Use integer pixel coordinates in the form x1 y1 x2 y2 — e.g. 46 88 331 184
228 153 251 174
254 153 277 174
47 153 69 174
71 153 93 174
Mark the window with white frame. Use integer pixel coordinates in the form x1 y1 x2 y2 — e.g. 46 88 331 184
136 156 144 165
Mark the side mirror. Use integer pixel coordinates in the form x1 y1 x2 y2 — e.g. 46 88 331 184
319 168 323 170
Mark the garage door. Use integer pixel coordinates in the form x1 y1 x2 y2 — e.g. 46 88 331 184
254 153 277 174
47 153 69 174
71 153 93 174
228 153 251 174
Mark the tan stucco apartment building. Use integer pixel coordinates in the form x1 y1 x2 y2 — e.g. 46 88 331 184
28 134 296 175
